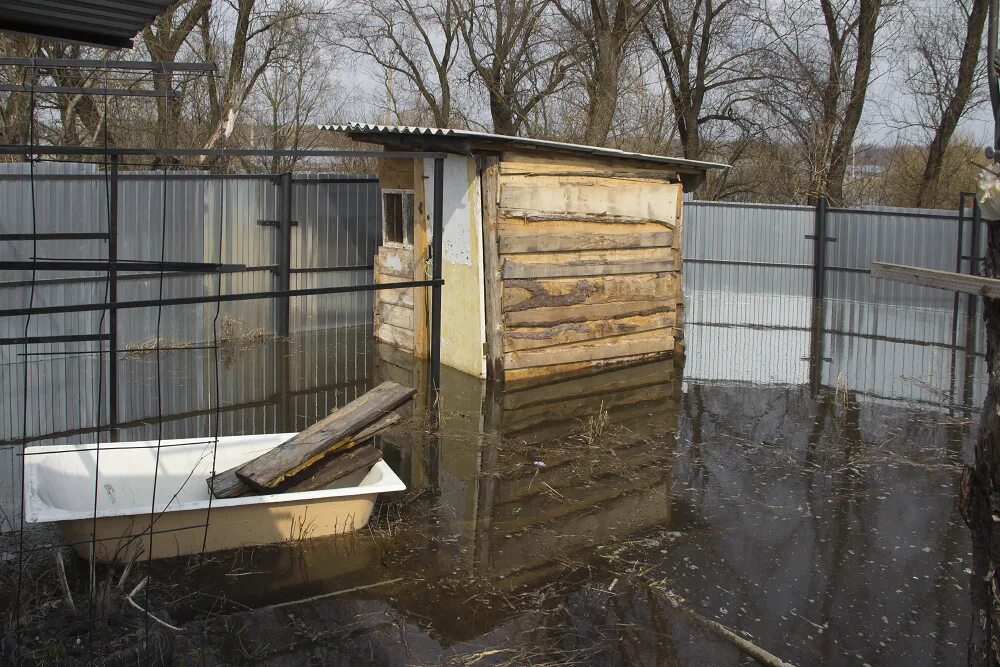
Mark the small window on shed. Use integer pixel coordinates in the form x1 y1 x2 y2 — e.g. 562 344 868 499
382 190 414 245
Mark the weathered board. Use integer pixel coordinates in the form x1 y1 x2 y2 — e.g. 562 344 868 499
504 312 676 351
207 411 403 499
377 245 414 279
503 258 674 278
503 350 672 385
499 208 673 227
481 156 505 379
377 322 414 351
871 261 1000 297
504 299 675 327
379 302 414 330
284 445 383 493
503 274 678 312
498 180 680 223
498 229 672 253
503 327 673 370
235 382 415 491
378 157 415 190
499 150 689 177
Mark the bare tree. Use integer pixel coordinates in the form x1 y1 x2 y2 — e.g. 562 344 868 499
339 0 463 127
903 0 988 207
242 13 344 171
643 0 764 161
0 36 42 148
759 0 892 205
553 0 655 145
141 0 212 146
199 0 322 156
458 0 573 135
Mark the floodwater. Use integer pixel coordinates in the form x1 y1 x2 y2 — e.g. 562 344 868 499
0 292 986 665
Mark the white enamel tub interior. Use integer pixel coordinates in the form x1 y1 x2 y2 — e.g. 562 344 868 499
23 433 405 563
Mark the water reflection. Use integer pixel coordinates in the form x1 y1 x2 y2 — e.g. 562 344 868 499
0 291 985 665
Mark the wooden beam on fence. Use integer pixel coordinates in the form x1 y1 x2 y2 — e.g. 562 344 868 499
871 261 1000 297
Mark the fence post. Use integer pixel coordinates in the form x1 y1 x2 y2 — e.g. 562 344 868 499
806 197 829 393
276 172 293 337
812 197 828 301
108 153 119 440
430 157 445 392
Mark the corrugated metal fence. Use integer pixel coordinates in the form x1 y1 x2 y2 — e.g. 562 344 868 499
683 198 987 408
0 163 380 447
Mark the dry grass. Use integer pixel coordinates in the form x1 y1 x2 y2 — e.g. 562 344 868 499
121 337 194 358
218 314 288 367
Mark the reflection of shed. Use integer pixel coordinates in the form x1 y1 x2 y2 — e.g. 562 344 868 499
324 124 725 381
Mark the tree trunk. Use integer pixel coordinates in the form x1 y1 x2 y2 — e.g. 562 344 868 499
963 218 1000 665
583 35 620 145
915 0 988 208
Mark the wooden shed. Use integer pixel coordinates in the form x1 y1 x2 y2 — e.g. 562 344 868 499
324 124 724 383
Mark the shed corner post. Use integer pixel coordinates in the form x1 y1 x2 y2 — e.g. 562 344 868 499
479 155 504 383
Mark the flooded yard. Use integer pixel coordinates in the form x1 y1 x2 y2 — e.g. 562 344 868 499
0 293 983 665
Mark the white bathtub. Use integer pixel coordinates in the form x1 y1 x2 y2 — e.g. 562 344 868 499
23 433 405 562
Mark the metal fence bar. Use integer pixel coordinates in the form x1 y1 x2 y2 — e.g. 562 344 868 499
431 157 445 392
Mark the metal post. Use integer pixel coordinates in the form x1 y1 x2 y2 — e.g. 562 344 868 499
108 153 119 440
430 157 445 392
806 197 828 394
276 172 293 337
950 193 971 408
812 197 828 301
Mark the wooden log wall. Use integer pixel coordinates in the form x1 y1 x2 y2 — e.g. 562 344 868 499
494 151 684 382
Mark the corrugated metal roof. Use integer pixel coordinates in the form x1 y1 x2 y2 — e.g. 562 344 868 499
0 1 175 49
320 123 728 171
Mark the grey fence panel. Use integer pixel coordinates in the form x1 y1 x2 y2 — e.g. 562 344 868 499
683 201 814 297
825 206 978 308
0 165 382 452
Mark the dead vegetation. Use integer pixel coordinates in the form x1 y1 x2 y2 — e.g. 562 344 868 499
121 338 194 358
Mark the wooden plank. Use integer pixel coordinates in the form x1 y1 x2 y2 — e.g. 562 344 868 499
501 169 679 182
500 150 685 176
377 245 414 279
504 312 675 351
236 382 416 491
379 302 413 330
480 156 505 380
411 158 430 359
207 411 402 499
503 274 679 312
378 157 415 190
503 258 674 279
235 382 415 491
498 180 680 223
871 262 1000 297
499 208 673 227
376 322 414 351
378 287 413 308
284 445 383 493
499 229 672 253
505 299 674 328
504 328 673 370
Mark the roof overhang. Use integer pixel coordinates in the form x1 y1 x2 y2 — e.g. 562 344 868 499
0 1 176 49
321 123 728 191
